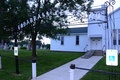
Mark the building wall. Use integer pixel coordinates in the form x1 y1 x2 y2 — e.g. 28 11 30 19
50 7 120 53
107 7 120 53
87 23 106 51
87 7 107 51
50 34 88 52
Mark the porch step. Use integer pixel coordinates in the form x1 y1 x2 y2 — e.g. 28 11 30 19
93 50 104 56
81 50 95 59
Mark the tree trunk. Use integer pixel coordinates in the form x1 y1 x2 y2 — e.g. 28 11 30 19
32 36 37 57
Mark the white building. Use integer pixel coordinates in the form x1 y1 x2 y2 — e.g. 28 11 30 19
107 7 120 53
51 27 88 52
50 6 120 54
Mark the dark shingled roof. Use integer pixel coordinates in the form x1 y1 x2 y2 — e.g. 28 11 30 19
70 27 88 33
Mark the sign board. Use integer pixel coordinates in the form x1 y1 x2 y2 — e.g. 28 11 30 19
106 49 118 66
14 47 18 56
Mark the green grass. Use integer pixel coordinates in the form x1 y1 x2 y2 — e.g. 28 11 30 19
0 49 84 80
81 55 120 80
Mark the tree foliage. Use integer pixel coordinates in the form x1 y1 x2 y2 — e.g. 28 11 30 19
0 0 29 41
0 0 94 57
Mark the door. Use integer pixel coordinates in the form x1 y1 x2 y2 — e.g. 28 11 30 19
91 39 96 50
91 38 102 50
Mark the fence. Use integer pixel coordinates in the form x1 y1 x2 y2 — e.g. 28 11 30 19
70 64 120 80
0 54 36 80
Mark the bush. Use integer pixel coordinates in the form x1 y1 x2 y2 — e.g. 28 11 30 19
20 47 27 49
8 47 10 50
8 47 14 50
46 44 50 49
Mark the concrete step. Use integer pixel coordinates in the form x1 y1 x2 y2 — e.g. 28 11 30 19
93 50 104 56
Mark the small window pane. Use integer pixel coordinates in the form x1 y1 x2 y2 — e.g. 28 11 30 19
61 41 63 45
119 40 120 45
76 41 79 45
113 34 116 40
76 36 79 39
119 34 120 40
113 29 116 33
113 30 116 45
118 29 120 33
113 40 116 45
119 34 120 45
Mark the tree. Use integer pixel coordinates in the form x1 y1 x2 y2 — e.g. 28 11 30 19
0 0 30 40
46 44 50 49
18 40 28 46
1 0 94 57
23 0 94 57
36 40 42 48
0 1 12 42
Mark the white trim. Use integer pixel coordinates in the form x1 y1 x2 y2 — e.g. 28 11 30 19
70 33 87 35
89 34 102 38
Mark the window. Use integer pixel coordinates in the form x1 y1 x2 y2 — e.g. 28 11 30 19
118 29 120 33
76 36 79 45
98 39 100 41
113 29 116 45
119 34 120 45
61 36 64 45
119 29 120 45
113 29 116 33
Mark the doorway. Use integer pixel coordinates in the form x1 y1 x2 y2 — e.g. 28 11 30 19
91 38 102 50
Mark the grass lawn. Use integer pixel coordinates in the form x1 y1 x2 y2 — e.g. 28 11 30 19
81 55 120 80
0 49 84 80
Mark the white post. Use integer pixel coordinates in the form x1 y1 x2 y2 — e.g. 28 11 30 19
69 69 74 80
32 59 37 80
0 54 2 69
70 64 75 80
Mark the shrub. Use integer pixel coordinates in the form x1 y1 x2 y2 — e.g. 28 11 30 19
8 47 14 50
8 47 10 50
46 44 50 49
20 47 27 49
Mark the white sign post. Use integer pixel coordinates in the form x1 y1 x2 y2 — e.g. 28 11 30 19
14 47 18 56
106 49 118 66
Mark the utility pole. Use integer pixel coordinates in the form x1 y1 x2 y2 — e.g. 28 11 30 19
14 17 19 74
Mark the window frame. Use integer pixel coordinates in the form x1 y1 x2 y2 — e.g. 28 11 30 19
61 36 64 45
113 29 116 45
76 36 79 45
118 29 120 45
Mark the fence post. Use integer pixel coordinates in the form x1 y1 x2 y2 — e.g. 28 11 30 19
70 64 75 80
0 54 2 69
32 59 36 80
